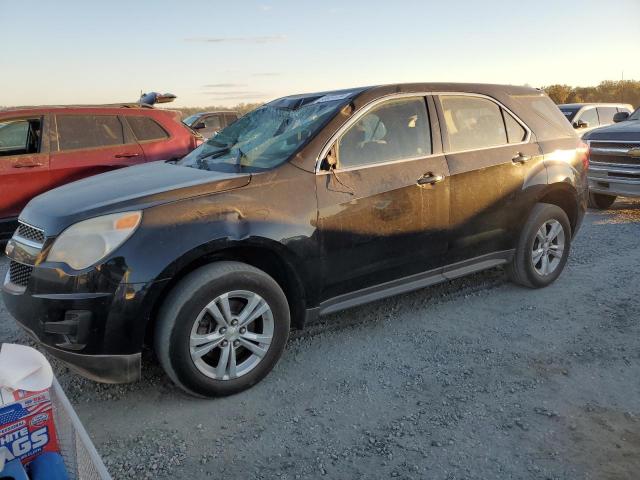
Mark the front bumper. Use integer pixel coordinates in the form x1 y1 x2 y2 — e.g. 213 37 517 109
2 233 168 384
17 323 141 383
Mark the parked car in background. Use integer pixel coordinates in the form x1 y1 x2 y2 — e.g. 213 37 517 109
183 111 239 139
0 104 202 239
3 83 587 397
558 103 633 136
583 106 640 208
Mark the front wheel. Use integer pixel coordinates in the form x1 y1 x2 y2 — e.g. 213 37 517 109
507 203 571 289
155 261 290 397
588 192 616 210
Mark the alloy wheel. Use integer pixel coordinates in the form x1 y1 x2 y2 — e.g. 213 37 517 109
189 290 274 380
531 219 565 276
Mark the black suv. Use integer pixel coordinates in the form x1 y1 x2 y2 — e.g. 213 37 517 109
3 83 588 397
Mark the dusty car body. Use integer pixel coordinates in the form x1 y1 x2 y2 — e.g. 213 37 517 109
3 83 587 396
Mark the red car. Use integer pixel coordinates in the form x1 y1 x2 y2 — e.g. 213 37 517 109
0 104 201 239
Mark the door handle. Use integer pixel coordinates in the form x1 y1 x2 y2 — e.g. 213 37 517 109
417 172 444 186
114 153 140 158
512 152 530 164
12 162 43 169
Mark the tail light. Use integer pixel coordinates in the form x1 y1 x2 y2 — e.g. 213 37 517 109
577 140 589 170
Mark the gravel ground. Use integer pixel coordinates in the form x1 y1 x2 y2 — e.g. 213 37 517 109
1 199 639 480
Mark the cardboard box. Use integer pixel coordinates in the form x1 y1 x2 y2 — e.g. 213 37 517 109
0 388 59 467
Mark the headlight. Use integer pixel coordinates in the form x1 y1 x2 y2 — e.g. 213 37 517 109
47 211 142 270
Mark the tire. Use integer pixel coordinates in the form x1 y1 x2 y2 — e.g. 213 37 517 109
588 191 616 210
155 261 290 397
507 203 571 289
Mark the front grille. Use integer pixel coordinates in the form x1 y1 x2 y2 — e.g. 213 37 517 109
590 141 640 151
590 155 639 166
15 222 45 244
8 261 33 287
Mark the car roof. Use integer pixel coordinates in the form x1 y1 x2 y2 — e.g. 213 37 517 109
0 104 179 117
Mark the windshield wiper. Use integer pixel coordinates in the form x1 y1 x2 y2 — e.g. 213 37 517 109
197 146 230 161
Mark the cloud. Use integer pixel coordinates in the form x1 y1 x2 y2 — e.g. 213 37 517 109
202 83 248 88
185 35 286 44
251 72 281 77
259 5 272 11
208 94 268 101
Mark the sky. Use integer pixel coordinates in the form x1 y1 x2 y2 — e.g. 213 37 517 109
0 0 638 107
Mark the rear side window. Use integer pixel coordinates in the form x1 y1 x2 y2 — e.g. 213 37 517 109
503 110 527 143
512 94 575 140
224 113 238 126
440 95 507 151
597 107 618 124
338 97 431 168
57 115 124 151
126 116 169 142
203 115 222 130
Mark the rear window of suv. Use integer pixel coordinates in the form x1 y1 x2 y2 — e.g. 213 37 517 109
56 115 125 150
513 95 575 140
126 116 169 142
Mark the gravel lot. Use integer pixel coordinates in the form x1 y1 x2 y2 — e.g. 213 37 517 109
1 199 639 480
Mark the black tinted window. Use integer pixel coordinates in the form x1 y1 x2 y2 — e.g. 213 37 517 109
596 107 618 124
338 97 431 168
441 96 507 151
503 110 527 143
57 115 124 150
127 116 169 141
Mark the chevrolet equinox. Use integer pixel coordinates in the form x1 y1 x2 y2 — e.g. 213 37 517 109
3 83 588 397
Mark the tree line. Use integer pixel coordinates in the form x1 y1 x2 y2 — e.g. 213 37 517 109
543 80 639 108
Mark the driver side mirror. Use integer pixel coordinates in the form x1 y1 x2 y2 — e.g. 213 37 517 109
322 145 337 170
573 120 589 129
193 122 206 130
613 111 630 123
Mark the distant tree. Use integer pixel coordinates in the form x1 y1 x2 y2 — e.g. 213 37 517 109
543 80 639 108
544 84 573 104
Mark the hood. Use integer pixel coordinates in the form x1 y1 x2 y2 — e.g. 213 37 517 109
21 161 251 236
584 120 640 141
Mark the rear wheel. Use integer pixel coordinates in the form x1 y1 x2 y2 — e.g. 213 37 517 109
155 261 290 397
588 192 616 210
507 203 571 288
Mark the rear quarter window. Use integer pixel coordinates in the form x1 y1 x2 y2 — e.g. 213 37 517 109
511 94 575 141
126 116 169 142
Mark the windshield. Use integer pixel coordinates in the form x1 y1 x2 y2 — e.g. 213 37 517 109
178 99 345 173
183 114 200 126
629 107 640 121
558 106 580 122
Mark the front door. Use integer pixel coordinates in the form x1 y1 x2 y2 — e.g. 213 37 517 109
435 94 542 263
0 115 50 223
316 96 450 301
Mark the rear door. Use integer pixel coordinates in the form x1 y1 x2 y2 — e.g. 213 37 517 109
316 95 450 300
435 94 541 263
0 115 50 221
49 114 145 187
123 114 175 161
